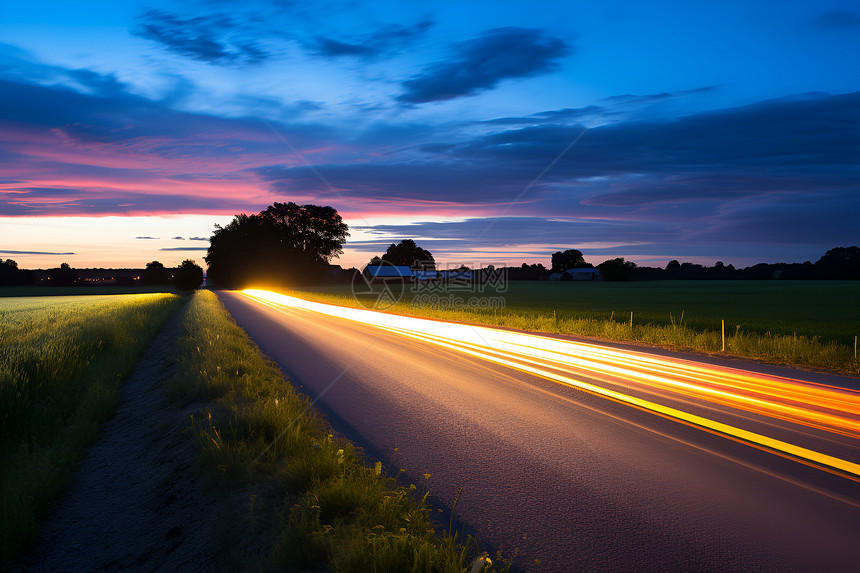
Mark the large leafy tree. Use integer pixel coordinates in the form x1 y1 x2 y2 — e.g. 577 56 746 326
551 249 590 273
174 259 204 292
0 259 21 285
596 257 637 281
51 262 77 286
143 261 170 285
815 246 860 279
205 202 349 288
369 239 435 270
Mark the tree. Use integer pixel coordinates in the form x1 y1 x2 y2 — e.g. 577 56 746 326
174 259 204 292
815 246 860 279
206 202 349 289
597 257 637 281
0 259 20 285
143 261 170 285
551 249 590 273
51 262 77 286
372 239 435 270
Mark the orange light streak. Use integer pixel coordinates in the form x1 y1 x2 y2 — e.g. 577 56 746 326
241 290 860 478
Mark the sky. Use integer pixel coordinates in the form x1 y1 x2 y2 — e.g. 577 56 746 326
1 0 858 270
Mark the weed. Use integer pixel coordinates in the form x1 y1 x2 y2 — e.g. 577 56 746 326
173 291 510 572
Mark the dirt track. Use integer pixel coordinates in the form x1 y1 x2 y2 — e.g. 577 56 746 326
16 310 218 572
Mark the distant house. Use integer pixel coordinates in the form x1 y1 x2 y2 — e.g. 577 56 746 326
550 268 602 281
363 265 414 281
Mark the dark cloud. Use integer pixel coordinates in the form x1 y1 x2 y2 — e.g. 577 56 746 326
252 92 859 238
481 105 609 127
134 10 268 65
687 191 860 247
0 249 75 256
172 236 185 240
0 189 254 216
398 27 571 104
0 77 259 145
603 86 718 105
813 10 860 29
311 18 433 59
254 161 536 203
455 92 860 184
136 236 160 240
480 87 717 127
189 237 208 241
354 216 674 249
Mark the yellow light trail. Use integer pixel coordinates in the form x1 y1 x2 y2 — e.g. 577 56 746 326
242 289 860 478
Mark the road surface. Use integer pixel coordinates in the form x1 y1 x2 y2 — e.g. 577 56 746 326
219 290 860 572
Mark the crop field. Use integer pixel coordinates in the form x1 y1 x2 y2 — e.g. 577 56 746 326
0 293 185 563
0 285 179 297
290 280 860 374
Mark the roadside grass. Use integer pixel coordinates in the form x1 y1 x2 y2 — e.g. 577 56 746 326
0 293 186 567
172 290 509 572
286 281 860 375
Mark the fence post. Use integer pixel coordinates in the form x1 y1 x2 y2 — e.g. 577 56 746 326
629 311 633 329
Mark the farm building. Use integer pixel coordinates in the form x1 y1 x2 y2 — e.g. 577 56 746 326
550 268 602 281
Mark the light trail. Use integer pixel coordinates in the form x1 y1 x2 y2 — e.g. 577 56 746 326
241 289 860 478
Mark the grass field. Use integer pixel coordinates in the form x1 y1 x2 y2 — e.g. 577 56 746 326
171 290 508 571
0 293 185 565
0 285 180 297
288 280 860 374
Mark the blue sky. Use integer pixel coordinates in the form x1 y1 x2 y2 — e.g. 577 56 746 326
0 0 858 269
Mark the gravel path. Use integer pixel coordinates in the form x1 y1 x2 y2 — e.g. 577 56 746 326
16 309 218 572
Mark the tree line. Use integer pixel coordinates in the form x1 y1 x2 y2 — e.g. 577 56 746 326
507 246 860 281
4 200 857 289
0 259 204 290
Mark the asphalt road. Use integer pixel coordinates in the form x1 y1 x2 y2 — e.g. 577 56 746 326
219 291 860 572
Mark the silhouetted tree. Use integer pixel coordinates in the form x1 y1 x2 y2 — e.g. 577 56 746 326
372 239 435 270
0 259 23 285
815 246 860 279
50 262 77 286
174 259 204 292
597 258 637 281
206 202 349 288
551 249 590 273
143 261 170 285
503 263 549 280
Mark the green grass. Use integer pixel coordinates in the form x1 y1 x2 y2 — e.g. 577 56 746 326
286 280 860 375
172 290 509 572
0 285 180 297
0 293 186 566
